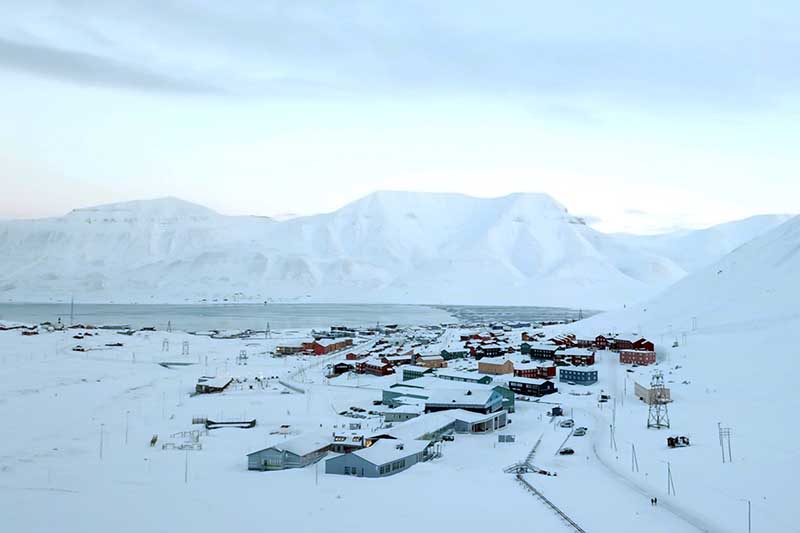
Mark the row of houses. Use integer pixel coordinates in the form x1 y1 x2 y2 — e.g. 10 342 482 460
574 334 655 353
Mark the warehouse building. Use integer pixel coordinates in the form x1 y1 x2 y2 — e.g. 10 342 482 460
325 439 432 477
247 434 330 471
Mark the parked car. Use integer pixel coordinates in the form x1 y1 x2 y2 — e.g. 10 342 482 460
573 427 587 436
441 435 455 442
559 419 574 428
558 447 575 455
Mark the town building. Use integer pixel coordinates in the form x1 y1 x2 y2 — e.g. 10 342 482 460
558 367 598 385
634 381 672 403
247 434 330 471
475 343 504 359
325 439 431 478
329 362 354 376
424 388 504 415
560 347 596 366
330 432 366 454
444 409 508 433
478 358 515 375
302 338 354 356
275 343 307 355
619 349 657 365
506 377 557 397
416 354 447 368
195 376 233 394
513 361 556 379
436 369 493 385
401 365 434 381
356 357 395 376
521 342 561 360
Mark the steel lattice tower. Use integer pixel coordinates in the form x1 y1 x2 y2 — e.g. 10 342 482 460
647 371 670 429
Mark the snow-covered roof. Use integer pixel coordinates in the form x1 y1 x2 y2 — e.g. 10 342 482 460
442 408 505 424
559 367 597 374
384 412 456 441
352 439 430 466
525 342 560 351
250 433 329 458
381 403 425 415
196 376 232 388
479 357 512 364
392 376 494 393
401 365 433 373
436 369 489 381
313 338 337 347
561 348 595 356
507 376 551 386
425 388 496 407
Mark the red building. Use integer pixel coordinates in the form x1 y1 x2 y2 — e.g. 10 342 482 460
633 338 655 352
560 348 596 366
356 358 395 376
303 338 353 356
547 334 576 347
514 363 556 379
595 335 609 349
610 336 655 352
619 349 656 365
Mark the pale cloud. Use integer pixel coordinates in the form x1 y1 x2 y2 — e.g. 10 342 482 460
0 1 797 233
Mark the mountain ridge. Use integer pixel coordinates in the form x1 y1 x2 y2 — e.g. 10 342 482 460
0 192 790 307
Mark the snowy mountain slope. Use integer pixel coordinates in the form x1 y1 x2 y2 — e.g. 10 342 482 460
0 192 789 307
554 216 800 532
611 214 792 273
580 214 800 330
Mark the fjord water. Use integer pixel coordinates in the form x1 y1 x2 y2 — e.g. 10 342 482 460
0 303 588 331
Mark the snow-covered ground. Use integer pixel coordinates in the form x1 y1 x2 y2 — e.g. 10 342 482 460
2 215 797 532
544 215 800 532
0 326 701 533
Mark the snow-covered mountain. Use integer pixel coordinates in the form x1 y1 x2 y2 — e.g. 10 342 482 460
589 214 800 329
556 216 800 532
0 192 789 307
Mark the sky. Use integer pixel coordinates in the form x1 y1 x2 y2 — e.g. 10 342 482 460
0 1 798 234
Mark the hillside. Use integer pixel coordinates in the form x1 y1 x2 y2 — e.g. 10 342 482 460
557 215 800 531
0 192 789 307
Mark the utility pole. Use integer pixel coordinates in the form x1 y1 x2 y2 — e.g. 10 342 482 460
125 411 130 445
184 450 189 484
747 499 751 533
719 423 733 463
631 443 639 473
667 461 676 496
99 423 104 460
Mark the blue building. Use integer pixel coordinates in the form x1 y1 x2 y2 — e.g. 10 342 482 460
558 367 598 385
325 439 432 478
